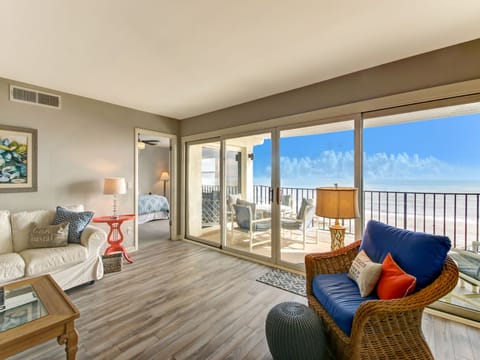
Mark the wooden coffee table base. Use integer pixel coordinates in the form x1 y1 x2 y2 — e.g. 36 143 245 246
0 275 80 359
57 322 79 360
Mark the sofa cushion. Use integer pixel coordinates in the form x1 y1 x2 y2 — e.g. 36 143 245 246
52 206 94 244
20 244 88 276
11 209 56 252
360 220 451 291
312 273 377 336
30 222 69 248
0 252 25 282
0 210 13 254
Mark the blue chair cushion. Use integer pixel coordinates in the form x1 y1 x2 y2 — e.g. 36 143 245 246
234 203 271 231
236 199 256 216
449 250 480 280
312 273 377 336
233 204 252 230
281 219 301 230
360 220 451 291
253 221 271 231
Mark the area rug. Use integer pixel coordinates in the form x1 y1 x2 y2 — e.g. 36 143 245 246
257 268 306 297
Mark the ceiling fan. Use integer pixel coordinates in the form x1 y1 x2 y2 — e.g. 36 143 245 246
138 135 162 146
140 139 161 145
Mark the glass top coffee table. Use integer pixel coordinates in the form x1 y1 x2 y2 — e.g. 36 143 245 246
0 275 80 359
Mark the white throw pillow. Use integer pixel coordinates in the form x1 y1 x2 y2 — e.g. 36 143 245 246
11 210 56 252
348 250 382 297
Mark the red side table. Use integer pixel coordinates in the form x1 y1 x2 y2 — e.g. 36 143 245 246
93 214 135 263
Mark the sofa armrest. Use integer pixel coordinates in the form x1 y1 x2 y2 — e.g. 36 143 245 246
80 224 107 257
305 240 361 294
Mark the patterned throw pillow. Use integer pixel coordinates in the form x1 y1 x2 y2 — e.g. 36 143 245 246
52 206 94 244
30 222 70 248
348 250 383 297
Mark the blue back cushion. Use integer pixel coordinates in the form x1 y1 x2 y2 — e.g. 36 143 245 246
312 273 377 336
233 204 251 230
360 220 451 290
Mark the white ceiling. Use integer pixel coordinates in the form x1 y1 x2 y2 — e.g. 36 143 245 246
1 1 480 120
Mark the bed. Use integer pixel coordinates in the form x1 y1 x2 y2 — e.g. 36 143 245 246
138 194 170 224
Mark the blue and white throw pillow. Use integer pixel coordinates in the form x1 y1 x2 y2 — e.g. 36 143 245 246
52 206 94 244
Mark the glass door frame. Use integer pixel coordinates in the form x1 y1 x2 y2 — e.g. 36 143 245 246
184 136 223 247
273 114 363 270
219 129 276 263
184 115 364 271
361 94 480 323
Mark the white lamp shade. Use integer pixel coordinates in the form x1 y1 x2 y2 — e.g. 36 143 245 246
104 177 127 195
160 172 170 181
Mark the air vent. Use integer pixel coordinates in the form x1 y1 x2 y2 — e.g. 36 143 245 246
10 85 61 109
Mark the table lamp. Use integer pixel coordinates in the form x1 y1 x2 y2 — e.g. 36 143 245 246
316 185 359 250
104 177 126 218
160 171 169 196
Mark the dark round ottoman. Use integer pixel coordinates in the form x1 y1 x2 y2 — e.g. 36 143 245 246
265 302 328 360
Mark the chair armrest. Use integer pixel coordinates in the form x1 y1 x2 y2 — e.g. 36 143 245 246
252 217 271 224
305 240 361 294
281 213 298 221
349 256 458 345
80 224 107 257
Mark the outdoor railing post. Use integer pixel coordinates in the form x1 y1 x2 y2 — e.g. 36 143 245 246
403 192 407 229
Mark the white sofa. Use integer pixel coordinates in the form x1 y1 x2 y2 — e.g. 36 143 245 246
0 208 106 290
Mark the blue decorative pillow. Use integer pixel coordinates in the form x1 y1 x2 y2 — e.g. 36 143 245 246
359 220 451 291
52 206 94 244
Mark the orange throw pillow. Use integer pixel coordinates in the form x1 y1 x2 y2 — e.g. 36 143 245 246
377 253 417 300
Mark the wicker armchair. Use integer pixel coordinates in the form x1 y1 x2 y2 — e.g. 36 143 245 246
305 240 459 360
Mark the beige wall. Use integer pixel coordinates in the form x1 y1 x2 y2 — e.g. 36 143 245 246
138 145 170 197
0 77 178 248
180 38 480 136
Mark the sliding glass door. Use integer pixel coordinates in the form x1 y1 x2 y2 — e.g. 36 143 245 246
363 99 480 322
224 133 273 261
185 120 361 268
278 121 356 267
186 141 221 245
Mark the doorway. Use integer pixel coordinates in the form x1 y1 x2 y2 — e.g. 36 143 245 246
135 128 176 250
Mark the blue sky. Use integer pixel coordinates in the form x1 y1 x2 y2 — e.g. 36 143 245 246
253 113 480 191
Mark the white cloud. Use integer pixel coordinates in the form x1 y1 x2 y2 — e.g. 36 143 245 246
255 150 466 188
364 152 451 180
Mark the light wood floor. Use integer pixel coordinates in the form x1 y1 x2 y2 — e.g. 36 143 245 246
10 239 480 360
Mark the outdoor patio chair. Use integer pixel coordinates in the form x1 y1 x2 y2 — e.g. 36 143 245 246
281 194 293 214
233 200 271 251
448 248 480 306
305 220 459 360
281 198 314 249
227 193 242 234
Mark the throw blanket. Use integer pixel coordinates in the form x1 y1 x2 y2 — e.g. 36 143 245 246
138 194 170 215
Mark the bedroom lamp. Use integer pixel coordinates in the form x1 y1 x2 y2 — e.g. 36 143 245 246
104 177 127 218
316 185 359 250
160 172 169 196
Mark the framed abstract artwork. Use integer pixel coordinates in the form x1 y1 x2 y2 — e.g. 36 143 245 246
0 125 37 193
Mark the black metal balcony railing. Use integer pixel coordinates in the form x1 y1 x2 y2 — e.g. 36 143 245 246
201 185 480 249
